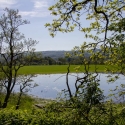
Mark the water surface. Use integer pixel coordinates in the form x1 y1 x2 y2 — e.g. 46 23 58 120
14 73 125 101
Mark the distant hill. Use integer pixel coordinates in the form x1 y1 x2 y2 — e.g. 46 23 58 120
36 49 100 60
41 51 71 60
35 50 71 60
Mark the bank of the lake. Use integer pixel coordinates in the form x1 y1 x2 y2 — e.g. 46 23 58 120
18 65 110 75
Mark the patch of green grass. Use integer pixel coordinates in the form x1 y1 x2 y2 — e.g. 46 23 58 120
0 93 52 110
0 93 34 110
18 65 109 75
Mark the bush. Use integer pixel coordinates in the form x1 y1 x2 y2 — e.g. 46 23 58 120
0 101 125 125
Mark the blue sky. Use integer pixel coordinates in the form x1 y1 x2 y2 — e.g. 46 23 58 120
0 0 90 51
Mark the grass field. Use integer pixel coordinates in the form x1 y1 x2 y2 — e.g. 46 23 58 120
0 93 53 110
18 65 108 75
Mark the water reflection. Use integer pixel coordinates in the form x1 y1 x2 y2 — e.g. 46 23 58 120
14 73 125 100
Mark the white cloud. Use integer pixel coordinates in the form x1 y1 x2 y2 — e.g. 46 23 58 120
53 87 61 92
34 1 48 9
20 10 49 17
0 0 52 18
0 0 17 8
20 0 51 17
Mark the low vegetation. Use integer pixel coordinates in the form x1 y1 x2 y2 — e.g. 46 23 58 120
0 98 125 125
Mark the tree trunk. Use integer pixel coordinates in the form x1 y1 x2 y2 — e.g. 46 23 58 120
16 92 22 110
2 91 11 108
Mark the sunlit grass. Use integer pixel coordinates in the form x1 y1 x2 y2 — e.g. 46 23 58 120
18 65 109 75
0 93 52 110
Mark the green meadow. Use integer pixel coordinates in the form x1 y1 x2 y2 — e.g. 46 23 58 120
18 65 109 75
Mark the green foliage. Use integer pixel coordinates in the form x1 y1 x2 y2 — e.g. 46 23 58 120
46 0 125 40
0 101 125 125
44 0 125 124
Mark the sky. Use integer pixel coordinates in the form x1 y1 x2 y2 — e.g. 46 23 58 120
0 0 91 51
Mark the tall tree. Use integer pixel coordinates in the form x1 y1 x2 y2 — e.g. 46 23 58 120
0 8 38 108
46 0 125 80
45 0 125 45
45 1 125 122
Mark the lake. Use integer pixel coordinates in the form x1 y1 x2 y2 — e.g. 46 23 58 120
14 73 125 102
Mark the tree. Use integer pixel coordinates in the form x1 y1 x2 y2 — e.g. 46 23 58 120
45 0 125 46
15 75 37 110
45 0 125 85
45 1 125 123
45 0 125 77
0 8 38 108
58 57 67 65
44 56 56 65
29 52 43 65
